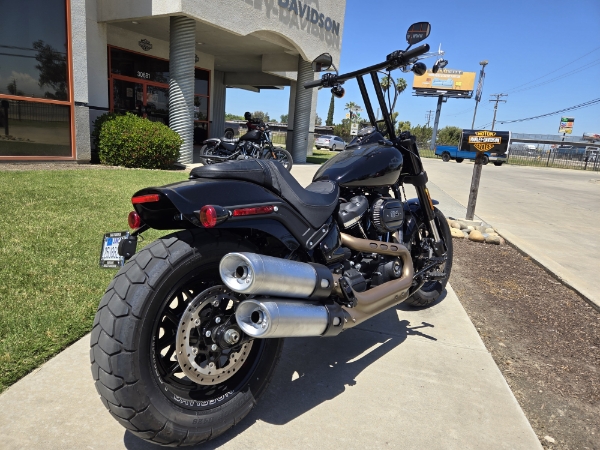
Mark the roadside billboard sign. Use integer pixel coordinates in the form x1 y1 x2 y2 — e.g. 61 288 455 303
413 69 476 92
558 117 574 134
583 132 600 142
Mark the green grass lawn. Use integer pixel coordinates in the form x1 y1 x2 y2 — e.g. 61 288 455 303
0 168 185 392
306 149 338 164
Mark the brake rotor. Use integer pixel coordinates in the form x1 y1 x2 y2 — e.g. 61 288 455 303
175 286 252 386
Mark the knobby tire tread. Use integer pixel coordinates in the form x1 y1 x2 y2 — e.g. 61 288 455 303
90 230 282 447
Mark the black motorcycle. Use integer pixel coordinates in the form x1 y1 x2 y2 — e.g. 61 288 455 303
91 22 452 447
200 120 294 171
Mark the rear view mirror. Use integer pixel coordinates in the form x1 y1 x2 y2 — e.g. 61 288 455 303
432 58 448 73
406 22 431 46
312 53 333 72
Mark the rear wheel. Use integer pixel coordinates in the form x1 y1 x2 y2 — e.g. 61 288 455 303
441 152 450 162
404 208 453 307
265 147 293 171
482 155 490 165
199 144 222 165
332 144 337 151
455 158 464 163
494 162 503 166
90 230 283 446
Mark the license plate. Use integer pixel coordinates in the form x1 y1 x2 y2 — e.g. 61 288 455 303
99 231 129 268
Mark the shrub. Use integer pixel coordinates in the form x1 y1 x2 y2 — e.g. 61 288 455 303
98 113 182 169
91 112 119 150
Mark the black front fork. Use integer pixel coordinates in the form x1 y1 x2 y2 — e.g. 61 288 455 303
416 184 444 256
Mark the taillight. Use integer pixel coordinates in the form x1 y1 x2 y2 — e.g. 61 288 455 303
128 211 142 229
132 194 160 204
232 205 275 217
199 205 229 228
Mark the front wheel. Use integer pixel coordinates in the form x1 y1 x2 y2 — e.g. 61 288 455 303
482 155 490 165
441 152 450 162
404 208 453 307
265 147 293 171
494 162 503 166
455 158 464 163
90 230 284 446
331 144 337 151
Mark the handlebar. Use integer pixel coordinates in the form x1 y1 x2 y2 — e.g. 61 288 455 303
304 43 430 89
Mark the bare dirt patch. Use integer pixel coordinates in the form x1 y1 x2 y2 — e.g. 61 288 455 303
451 239 600 450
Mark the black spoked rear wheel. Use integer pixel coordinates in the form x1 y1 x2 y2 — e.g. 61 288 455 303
90 231 283 446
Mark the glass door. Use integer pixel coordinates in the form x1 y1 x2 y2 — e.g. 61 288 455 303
112 79 144 115
146 85 169 126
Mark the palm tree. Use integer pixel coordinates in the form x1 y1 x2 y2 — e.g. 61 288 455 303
344 102 362 122
380 75 407 113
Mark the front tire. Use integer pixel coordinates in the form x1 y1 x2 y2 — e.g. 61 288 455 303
455 158 464 163
494 162 503 166
331 144 337 151
265 147 293 171
90 230 283 446
441 152 450 162
404 208 453 307
482 155 489 165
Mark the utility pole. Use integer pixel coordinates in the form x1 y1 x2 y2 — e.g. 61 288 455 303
471 60 488 129
489 93 507 130
425 110 434 128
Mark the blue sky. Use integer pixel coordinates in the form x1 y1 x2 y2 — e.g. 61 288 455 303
226 0 600 135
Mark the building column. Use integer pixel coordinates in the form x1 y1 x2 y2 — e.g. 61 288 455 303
285 80 296 151
291 58 317 163
210 71 226 138
169 16 196 165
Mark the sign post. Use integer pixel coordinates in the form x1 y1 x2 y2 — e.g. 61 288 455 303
465 130 504 220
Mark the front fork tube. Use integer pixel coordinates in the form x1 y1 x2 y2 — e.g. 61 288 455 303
416 185 444 256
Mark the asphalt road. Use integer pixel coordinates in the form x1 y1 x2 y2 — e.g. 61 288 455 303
421 158 600 308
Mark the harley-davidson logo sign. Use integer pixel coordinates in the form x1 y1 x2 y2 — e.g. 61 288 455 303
138 39 152 51
468 131 501 152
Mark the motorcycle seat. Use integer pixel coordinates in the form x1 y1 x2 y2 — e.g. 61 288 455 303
190 160 339 229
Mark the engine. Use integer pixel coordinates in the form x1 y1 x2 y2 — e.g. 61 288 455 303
371 198 404 233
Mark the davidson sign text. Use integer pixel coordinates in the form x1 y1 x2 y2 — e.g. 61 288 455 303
277 0 341 35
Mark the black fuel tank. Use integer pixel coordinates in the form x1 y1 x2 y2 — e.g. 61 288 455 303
239 129 261 141
313 143 403 187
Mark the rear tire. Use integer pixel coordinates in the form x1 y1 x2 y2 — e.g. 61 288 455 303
441 152 450 162
199 144 221 165
482 155 489 165
494 162 503 166
90 230 284 447
331 144 337 151
404 208 453 308
455 158 464 163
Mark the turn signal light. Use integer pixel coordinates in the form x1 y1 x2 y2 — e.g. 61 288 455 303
232 206 275 217
132 194 160 204
128 211 142 229
199 205 230 228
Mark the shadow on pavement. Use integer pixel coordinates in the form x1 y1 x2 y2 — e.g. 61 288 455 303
124 291 447 449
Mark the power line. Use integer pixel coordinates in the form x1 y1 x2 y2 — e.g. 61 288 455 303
504 46 600 93
506 59 600 95
425 110 434 127
489 94 508 130
498 98 600 124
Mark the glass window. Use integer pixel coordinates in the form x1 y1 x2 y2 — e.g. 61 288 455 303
0 0 69 100
0 99 71 156
194 69 209 96
110 48 169 84
194 96 208 121
193 122 208 145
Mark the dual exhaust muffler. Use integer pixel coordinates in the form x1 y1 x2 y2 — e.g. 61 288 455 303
219 243 413 339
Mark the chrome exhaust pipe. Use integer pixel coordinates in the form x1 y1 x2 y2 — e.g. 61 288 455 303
235 299 344 338
219 253 333 299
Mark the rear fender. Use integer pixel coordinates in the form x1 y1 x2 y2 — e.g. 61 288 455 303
132 179 319 250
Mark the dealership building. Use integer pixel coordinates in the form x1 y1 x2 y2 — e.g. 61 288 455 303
0 0 346 164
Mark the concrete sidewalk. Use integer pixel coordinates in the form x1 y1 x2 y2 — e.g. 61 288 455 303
0 286 541 450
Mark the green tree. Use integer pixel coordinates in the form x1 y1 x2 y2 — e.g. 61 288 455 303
397 120 411 134
225 113 245 120
315 113 322 126
279 113 288 124
437 126 462 146
326 94 335 126
410 124 433 147
252 111 270 122
6 79 24 96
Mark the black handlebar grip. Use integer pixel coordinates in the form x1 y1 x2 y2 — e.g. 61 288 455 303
304 78 323 89
401 44 430 63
